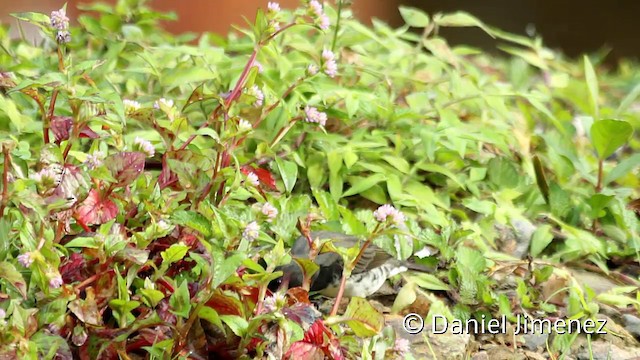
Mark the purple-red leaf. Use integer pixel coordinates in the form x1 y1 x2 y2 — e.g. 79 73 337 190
75 189 118 225
51 116 73 143
106 152 146 187
79 126 99 139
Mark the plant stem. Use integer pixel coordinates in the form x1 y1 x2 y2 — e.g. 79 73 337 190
595 158 603 193
329 224 380 316
44 90 59 144
329 271 348 316
331 0 343 52
0 144 10 217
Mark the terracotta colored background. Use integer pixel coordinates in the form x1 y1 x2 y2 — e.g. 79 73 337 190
1 1 398 41
3 1 640 60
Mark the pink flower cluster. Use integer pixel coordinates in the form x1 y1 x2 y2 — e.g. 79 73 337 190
322 49 338 78
50 8 71 44
247 85 264 107
243 221 260 241
373 204 406 226
261 202 278 222
134 137 155 157
309 0 330 30
303 106 328 126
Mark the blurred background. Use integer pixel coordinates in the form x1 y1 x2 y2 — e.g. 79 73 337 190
2 0 639 62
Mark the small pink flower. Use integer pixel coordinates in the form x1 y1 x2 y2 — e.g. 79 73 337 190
306 64 318 76
322 49 338 78
393 338 410 357
30 167 60 186
373 204 406 226
247 85 264 107
246 172 260 186
56 30 71 44
123 99 141 114
303 106 327 126
84 151 105 169
153 98 174 110
261 202 278 222
243 221 260 241
253 61 264 73
48 272 64 289
238 118 253 132
319 14 330 30
50 8 69 31
308 0 330 30
134 137 155 157
261 292 286 314
267 2 281 13
17 252 34 268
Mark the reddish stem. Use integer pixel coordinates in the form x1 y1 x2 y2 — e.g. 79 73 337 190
43 89 59 144
329 224 380 316
224 50 258 108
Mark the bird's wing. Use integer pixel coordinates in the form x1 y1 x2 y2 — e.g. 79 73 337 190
351 244 393 274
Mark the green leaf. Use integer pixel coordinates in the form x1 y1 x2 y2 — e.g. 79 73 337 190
169 281 192 319
398 6 430 28
549 182 571 219
160 243 190 265
487 157 520 189
275 158 298 194
588 194 614 219
392 282 416 314
529 224 554 258
456 247 485 273
327 150 343 200
312 189 340 221
409 273 451 291
604 153 640 185
139 289 165 308
532 155 550 204
342 174 386 197
198 307 224 332
434 12 491 36
590 119 633 159
64 236 100 249
220 315 248 337
583 55 599 118
171 210 212 237
338 297 384 337
212 251 245 288
0 261 27 299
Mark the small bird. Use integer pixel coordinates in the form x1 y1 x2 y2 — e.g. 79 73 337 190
269 231 433 298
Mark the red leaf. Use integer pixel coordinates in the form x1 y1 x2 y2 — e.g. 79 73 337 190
303 320 327 345
106 152 146 187
205 289 244 316
241 165 277 190
79 125 99 139
75 189 118 225
285 342 325 360
281 303 320 329
51 116 73 143
286 287 311 305
60 252 89 283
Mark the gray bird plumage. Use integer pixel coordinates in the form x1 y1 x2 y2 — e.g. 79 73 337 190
270 231 432 298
